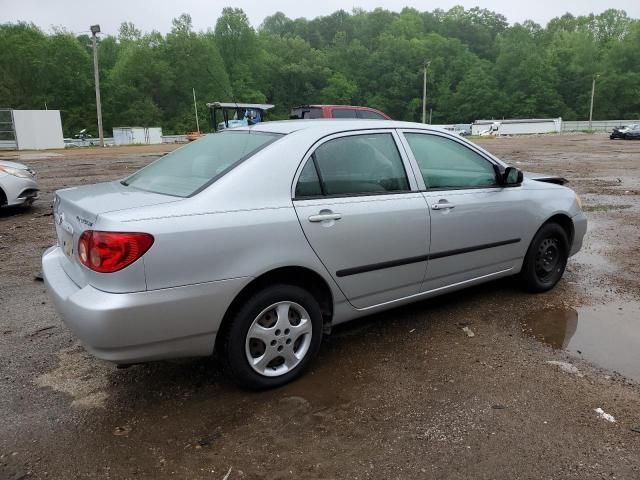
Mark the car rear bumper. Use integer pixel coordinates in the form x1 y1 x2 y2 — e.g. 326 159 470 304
42 246 250 363
570 211 587 256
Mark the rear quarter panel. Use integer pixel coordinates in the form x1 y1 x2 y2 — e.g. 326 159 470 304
114 207 335 292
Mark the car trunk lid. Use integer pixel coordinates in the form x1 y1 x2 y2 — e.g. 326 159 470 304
53 181 178 287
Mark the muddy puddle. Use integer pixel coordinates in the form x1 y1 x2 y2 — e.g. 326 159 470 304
522 302 640 381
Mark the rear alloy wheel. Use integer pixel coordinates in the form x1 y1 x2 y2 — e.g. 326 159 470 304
245 301 313 377
223 284 323 389
520 223 569 292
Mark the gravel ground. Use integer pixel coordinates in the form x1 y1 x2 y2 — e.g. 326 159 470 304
1 134 639 479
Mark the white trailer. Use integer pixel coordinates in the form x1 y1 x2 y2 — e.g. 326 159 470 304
113 127 163 145
7 110 65 150
472 118 562 136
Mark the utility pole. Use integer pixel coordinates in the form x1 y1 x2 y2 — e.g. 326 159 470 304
193 88 200 133
422 61 430 124
588 74 601 131
90 24 104 147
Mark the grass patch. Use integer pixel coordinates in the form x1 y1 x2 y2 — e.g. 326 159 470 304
582 204 632 212
467 135 494 140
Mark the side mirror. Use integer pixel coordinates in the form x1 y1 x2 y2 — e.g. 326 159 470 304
503 167 523 185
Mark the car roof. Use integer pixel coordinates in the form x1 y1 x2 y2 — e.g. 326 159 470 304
294 105 380 110
207 102 275 110
236 119 448 135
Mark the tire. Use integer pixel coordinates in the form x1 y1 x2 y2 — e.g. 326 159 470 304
222 284 323 390
520 223 569 293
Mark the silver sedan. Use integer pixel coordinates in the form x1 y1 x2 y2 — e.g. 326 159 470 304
0 160 39 207
43 120 587 389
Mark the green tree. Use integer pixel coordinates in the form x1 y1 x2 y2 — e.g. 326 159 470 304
321 72 358 104
214 8 264 102
494 26 566 118
163 14 230 132
2 6 639 135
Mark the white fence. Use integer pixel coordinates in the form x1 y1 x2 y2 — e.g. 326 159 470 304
161 134 188 143
562 120 640 132
469 118 640 134
63 135 188 148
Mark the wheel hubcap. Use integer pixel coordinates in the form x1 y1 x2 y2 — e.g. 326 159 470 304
245 301 312 377
535 237 561 281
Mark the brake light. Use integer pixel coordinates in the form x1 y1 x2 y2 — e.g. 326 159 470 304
78 231 154 273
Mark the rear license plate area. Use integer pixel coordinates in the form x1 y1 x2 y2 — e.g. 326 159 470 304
62 229 73 257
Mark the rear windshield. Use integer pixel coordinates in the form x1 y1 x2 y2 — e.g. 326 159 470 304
290 107 323 119
122 131 280 197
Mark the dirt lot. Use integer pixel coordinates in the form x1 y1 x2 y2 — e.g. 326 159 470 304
1 134 639 479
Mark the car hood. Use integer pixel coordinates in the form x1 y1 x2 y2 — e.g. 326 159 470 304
56 180 180 216
522 171 568 185
0 160 31 170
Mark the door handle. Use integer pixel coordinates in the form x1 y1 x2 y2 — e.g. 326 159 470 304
308 213 342 222
431 202 455 210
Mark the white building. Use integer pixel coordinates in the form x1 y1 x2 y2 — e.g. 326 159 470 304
472 118 562 136
0 109 65 150
113 127 163 145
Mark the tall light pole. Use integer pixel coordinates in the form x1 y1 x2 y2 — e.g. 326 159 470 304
192 88 200 133
588 74 600 131
422 61 430 124
90 24 104 147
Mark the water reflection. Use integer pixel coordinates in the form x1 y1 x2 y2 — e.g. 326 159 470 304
523 307 578 349
522 302 640 382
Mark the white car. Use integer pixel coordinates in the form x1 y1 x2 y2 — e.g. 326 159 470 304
0 160 39 207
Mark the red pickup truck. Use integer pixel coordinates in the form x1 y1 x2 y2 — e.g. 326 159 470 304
290 105 391 120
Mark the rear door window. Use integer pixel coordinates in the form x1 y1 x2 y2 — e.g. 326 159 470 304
297 133 410 197
358 110 386 120
290 107 323 119
331 108 358 119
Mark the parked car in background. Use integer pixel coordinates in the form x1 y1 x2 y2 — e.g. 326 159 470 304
43 120 586 389
0 160 39 208
455 124 472 136
610 124 639 139
290 105 391 120
442 124 472 136
623 124 640 140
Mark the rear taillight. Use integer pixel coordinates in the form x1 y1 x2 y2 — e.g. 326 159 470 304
78 231 154 273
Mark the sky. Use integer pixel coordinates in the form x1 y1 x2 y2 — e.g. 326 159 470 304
1 0 638 36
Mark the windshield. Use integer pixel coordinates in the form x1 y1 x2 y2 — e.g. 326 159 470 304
122 131 280 197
